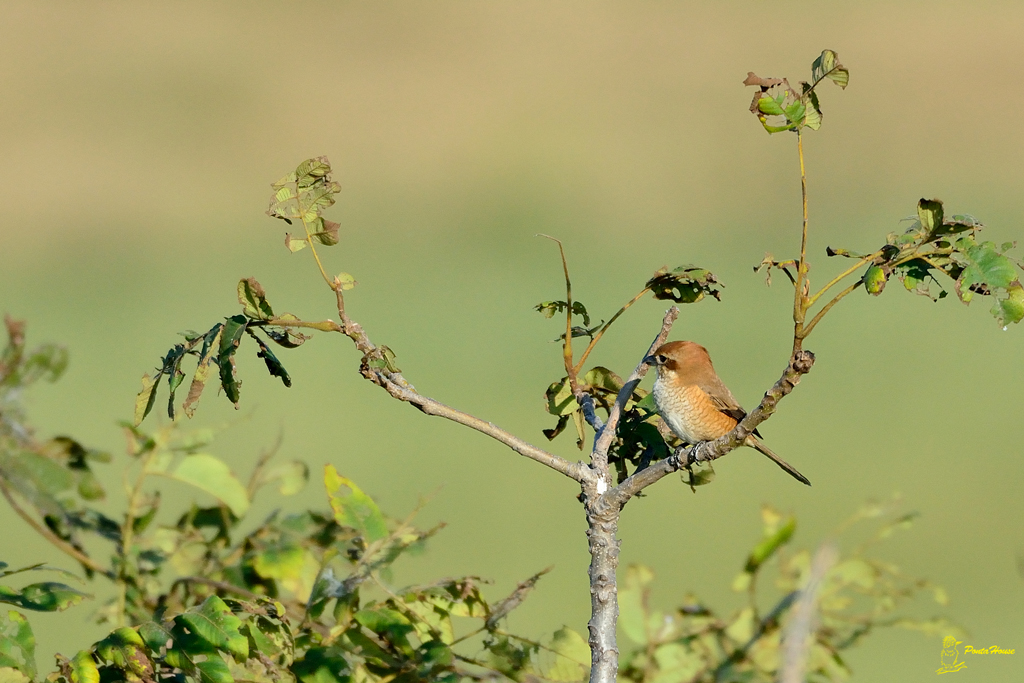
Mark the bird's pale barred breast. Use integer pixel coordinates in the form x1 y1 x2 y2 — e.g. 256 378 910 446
653 379 738 443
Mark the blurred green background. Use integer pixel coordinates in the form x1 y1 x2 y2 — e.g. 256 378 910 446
1 1 1022 681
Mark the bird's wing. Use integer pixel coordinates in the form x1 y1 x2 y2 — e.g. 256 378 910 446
699 379 766 438
698 377 747 422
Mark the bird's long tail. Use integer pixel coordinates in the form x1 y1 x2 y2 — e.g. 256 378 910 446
744 436 811 486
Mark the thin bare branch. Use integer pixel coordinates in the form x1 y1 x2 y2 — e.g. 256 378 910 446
538 234 577 384
608 349 815 505
0 479 113 578
374 371 586 482
573 286 651 374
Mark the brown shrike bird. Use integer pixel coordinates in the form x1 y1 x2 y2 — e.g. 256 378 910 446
645 341 811 486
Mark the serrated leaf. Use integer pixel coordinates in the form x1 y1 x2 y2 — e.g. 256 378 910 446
268 158 342 249
238 278 275 321
218 315 248 407
324 465 388 542
175 596 248 660
165 454 250 517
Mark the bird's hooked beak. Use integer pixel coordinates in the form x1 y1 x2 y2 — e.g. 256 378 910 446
643 354 660 368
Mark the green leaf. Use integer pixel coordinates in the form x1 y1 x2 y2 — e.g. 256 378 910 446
247 331 291 388
0 667 31 683
544 628 590 682
582 366 623 395
256 460 309 496
291 646 350 683
252 542 306 581
162 344 189 420
863 265 887 295
743 515 796 574
0 582 90 612
218 315 249 407
333 272 357 291
634 392 657 413
917 198 944 236
619 564 654 645
802 85 822 130
268 157 342 250
68 651 99 683
544 377 579 416
646 265 722 303
182 323 224 418
138 621 174 653
195 657 233 683
953 239 1018 304
165 454 250 517
0 611 35 678
756 97 785 116
263 314 311 349
175 596 248 660
784 100 806 125
811 49 849 89
992 281 1024 327
324 465 388 542
94 627 152 678
133 372 161 426
238 278 275 321
284 234 308 252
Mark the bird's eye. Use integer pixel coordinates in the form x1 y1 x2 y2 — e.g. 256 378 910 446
656 354 667 364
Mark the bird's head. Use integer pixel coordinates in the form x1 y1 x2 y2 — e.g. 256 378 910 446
644 340 715 382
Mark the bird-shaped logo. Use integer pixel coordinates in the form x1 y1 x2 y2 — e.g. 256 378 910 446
936 636 967 674
645 340 810 485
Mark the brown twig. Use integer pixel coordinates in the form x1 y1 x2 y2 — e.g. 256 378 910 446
0 479 113 578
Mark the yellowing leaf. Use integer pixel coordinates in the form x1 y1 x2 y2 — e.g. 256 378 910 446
165 454 249 517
